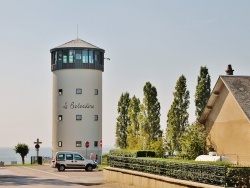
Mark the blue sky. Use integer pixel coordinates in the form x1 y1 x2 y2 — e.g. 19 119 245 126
0 0 249 148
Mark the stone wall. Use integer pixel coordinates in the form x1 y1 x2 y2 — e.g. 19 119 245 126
103 167 220 188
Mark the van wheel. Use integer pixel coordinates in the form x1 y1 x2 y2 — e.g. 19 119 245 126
58 165 65 171
85 165 93 172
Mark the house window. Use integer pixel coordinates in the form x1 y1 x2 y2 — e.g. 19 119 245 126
76 88 82 94
58 115 63 121
58 141 62 147
94 89 98 95
76 141 82 147
94 141 98 147
76 115 82 120
94 115 98 121
58 89 63 95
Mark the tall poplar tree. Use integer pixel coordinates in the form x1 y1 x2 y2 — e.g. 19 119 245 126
166 75 190 154
195 66 211 120
115 92 131 149
127 95 140 149
140 82 162 148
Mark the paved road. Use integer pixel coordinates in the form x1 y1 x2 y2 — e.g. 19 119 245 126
0 165 136 188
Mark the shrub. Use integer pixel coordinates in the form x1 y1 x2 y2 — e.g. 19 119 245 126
109 149 156 158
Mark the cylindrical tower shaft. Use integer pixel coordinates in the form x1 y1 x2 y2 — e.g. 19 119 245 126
50 38 105 161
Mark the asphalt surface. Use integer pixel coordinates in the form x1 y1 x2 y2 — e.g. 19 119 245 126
0 165 137 188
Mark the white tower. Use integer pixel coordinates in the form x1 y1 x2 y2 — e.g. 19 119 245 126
50 38 105 161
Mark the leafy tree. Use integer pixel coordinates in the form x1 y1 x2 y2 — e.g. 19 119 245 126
115 92 131 149
127 95 141 149
14 143 29 164
195 66 211 120
150 137 166 157
179 123 207 159
166 75 190 155
140 82 162 148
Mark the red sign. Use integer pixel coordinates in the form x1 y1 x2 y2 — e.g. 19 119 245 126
100 140 102 147
85 141 89 148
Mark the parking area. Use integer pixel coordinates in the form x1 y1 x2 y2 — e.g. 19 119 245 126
0 165 137 188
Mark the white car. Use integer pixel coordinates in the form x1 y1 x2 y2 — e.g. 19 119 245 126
54 151 97 172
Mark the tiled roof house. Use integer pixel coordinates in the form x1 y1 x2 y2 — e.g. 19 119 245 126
199 65 250 165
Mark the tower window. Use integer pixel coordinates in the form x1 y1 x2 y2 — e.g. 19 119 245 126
82 50 88 63
94 141 98 147
58 115 63 121
76 88 82 94
76 141 82 147
94 115 98 121
89 50 94 64
100 51 104 65
94 89 98 95
69 50 75 63
58 89 63 95
62 50 68 63
76 115 82 120
58 141 62 147
95 51 100 64
76 53 81 60
54 51 57 64
58 51 62 61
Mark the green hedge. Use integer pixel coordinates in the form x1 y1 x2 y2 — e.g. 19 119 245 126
226 167 250 187
108 156 250 187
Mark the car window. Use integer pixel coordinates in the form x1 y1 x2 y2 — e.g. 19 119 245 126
57 154 65 160
66 154 73 160
74 154 83 161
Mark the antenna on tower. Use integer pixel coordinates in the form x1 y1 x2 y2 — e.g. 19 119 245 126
77 24 78 38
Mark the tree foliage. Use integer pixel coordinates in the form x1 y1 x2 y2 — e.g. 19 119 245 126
139 82 162 148
195 66 211 120
127 95 141 149
14 143 29 164
115 92 131 149
166 75 190 154
179 123 207 159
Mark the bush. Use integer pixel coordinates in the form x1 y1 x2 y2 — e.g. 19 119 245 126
136 151 156 157
109 149 156 158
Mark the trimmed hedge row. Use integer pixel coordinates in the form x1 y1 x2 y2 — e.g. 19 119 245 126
226 167 250 187
108 156 250 187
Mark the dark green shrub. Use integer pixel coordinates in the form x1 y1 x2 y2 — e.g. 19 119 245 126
136 151 156 157
109 149 155 158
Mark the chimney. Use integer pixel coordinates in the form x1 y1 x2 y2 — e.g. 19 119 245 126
226 64 234 75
